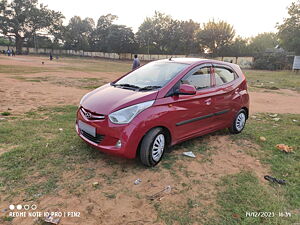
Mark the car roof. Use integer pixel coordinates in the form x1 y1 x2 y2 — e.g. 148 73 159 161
157 57 238 67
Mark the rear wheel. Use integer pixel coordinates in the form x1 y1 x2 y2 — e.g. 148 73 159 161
139 128 167 167
229 109 247 134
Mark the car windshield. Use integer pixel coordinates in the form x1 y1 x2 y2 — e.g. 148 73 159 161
113 61 189 90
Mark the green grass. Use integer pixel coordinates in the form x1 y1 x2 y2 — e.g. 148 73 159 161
210 172 299 225
0 106 103 200
9 75 105 89
209 113 300 224
10 75 51 82
0 57 130 76
244 70 300 92
1 112 11 116
233 114 300 207
61 59 130 73
0 64 55 74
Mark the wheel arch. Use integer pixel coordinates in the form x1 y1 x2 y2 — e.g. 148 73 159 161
136 125 172 158
241 107 249 119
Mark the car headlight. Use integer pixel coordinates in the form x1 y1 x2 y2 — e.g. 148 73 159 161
109 100 154 124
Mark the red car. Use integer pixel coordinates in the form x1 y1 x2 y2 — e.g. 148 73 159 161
76 58 249 166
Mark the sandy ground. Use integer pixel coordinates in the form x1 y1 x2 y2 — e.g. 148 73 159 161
0 55 298 224
250 89 300 114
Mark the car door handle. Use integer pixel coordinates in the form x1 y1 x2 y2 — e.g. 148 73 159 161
235 88 240 94
204 98 212 105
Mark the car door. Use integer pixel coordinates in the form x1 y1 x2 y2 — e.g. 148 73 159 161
169 64 216 141
211 64 241 129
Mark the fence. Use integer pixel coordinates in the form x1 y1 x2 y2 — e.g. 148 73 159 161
0 45 253 68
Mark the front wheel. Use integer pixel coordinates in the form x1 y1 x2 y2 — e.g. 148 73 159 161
139 128 167 167
229 109 247 134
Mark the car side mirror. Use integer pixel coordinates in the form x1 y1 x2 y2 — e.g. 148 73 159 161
175 84 196 95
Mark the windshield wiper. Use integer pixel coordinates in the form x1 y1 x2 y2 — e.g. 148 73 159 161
112 83 141 90
139 85 162 91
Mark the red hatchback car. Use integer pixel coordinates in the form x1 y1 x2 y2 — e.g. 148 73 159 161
76 58 249 166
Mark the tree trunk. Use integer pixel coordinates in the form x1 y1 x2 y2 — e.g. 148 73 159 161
16 36 24 54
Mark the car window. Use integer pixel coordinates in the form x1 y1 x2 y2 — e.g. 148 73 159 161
214 67 236 86
115 61 189 89
182 67 211 90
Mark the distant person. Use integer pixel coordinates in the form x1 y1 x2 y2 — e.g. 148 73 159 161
49 52 53 61
11 49 15 56
7 49 11 56
132 54 140 70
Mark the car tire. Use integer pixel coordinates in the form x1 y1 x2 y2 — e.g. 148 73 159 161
229 109 247 134
139 127 167 167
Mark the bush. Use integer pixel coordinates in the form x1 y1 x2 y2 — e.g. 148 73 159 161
252 52 291 70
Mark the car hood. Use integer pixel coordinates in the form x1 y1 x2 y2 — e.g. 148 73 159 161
81 84 158 115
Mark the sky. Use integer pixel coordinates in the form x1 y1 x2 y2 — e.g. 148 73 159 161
39 0 295 38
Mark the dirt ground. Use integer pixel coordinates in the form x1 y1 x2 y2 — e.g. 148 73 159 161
0 55 299 224
1 55 300 115
0 135 268 225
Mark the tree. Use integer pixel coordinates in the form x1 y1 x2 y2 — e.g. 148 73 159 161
248 32 278 55
104 25 136 53
166 19 201 54
179 20 201 54
90 14 136 53
0 36 12 46
137 11 173 54
197 20 235 56
0 0 64 54
90 14 118 51
277 0 300 54
136 12 200 54
63 16 94 51
25 36 53 49
219 36 250 57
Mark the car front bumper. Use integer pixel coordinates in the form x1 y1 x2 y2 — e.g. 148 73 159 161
75 109 142 159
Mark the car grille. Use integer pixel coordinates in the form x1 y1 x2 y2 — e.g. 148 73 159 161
80 107 105 120
80 130 104 144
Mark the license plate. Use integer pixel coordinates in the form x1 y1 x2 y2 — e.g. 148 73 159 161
78 120 96 137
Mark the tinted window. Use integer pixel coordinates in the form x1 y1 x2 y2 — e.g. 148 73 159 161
115 61 189 88
214 67 236 86
182 67 211 90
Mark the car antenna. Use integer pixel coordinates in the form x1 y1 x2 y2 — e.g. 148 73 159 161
169 56 173 61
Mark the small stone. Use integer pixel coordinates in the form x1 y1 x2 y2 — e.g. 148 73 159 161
273 118 280 122
59 128 63 131
34 193 42 198
134 178 142 185
260 136 266 142
269 114 278 118
92 182 99 187
183 151 196 158
1 208 8 213
0 118 5 121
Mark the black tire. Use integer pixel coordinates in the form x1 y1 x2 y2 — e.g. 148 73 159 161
229 109 247 134
139 127 167 167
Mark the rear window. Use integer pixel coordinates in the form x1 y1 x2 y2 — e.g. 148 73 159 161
214 67 236 86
